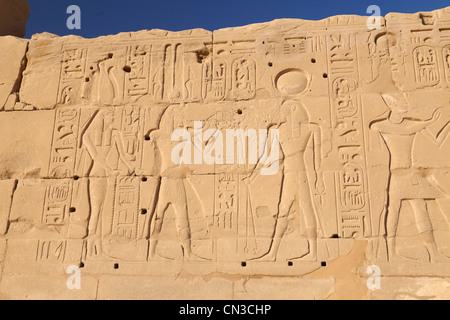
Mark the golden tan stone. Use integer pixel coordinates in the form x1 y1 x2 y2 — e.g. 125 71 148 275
97 276 234 300
1 6 450 300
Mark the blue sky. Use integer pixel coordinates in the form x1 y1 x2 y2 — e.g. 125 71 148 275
25 0 450 39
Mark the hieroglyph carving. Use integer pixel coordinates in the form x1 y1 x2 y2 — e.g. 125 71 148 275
258 101 324 262
444 45 450 83
3 9 450 282
327 33 371 238
413 46 440 88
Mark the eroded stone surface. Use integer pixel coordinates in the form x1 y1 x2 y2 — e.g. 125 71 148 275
1 7 450 300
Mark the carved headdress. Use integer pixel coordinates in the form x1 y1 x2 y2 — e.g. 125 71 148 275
381 93 411 112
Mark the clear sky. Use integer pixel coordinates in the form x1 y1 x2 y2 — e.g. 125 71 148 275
25 0 450 39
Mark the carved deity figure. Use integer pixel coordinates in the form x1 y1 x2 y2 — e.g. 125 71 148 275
258 101 324 262
370 94 450 263
147 104 204 261
82 108 135 257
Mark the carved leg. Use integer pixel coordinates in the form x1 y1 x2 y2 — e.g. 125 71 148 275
259 217 289 262
386 198 402 262
256 176 295 262
411 199 450 263
297 176 318 262
87 178 107 259
149 181 169 260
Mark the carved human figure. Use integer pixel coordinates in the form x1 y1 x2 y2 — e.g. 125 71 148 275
61 86 75 105
82 108 135 257
370 94 450 263
146 104 203 261
367 32 396 83
258 101 324 262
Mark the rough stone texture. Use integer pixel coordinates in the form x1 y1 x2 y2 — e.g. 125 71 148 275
1 7 450 300
0 0 30 38
234 277 335 300
369 277 450 300
0 37 28 110
0 275 98 300
97 276 234 300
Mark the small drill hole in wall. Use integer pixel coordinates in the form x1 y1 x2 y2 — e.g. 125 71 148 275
108 53 113 59
73 176 80 181
123 66 132 73
140 209 148 215
114 263 119 270
323 73 328 79
69 207 76 213
144 135 150 141
268 62 273 67
79 262 85 268
321 261 327 267
237 109 243 115
288 261 294 267
311 58 317 63
241 262 247 267
85 78 90 82
141 177 148 182
331 234 339 239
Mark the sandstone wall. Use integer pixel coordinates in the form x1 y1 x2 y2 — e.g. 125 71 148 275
1 7 450 300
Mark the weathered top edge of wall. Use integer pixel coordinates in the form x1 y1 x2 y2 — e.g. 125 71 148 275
25 6 450 42
29 28 213 42
216 6 450 34
4 5 450 111
385 6 450 24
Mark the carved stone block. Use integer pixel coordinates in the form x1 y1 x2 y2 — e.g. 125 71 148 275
1 6 450 300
